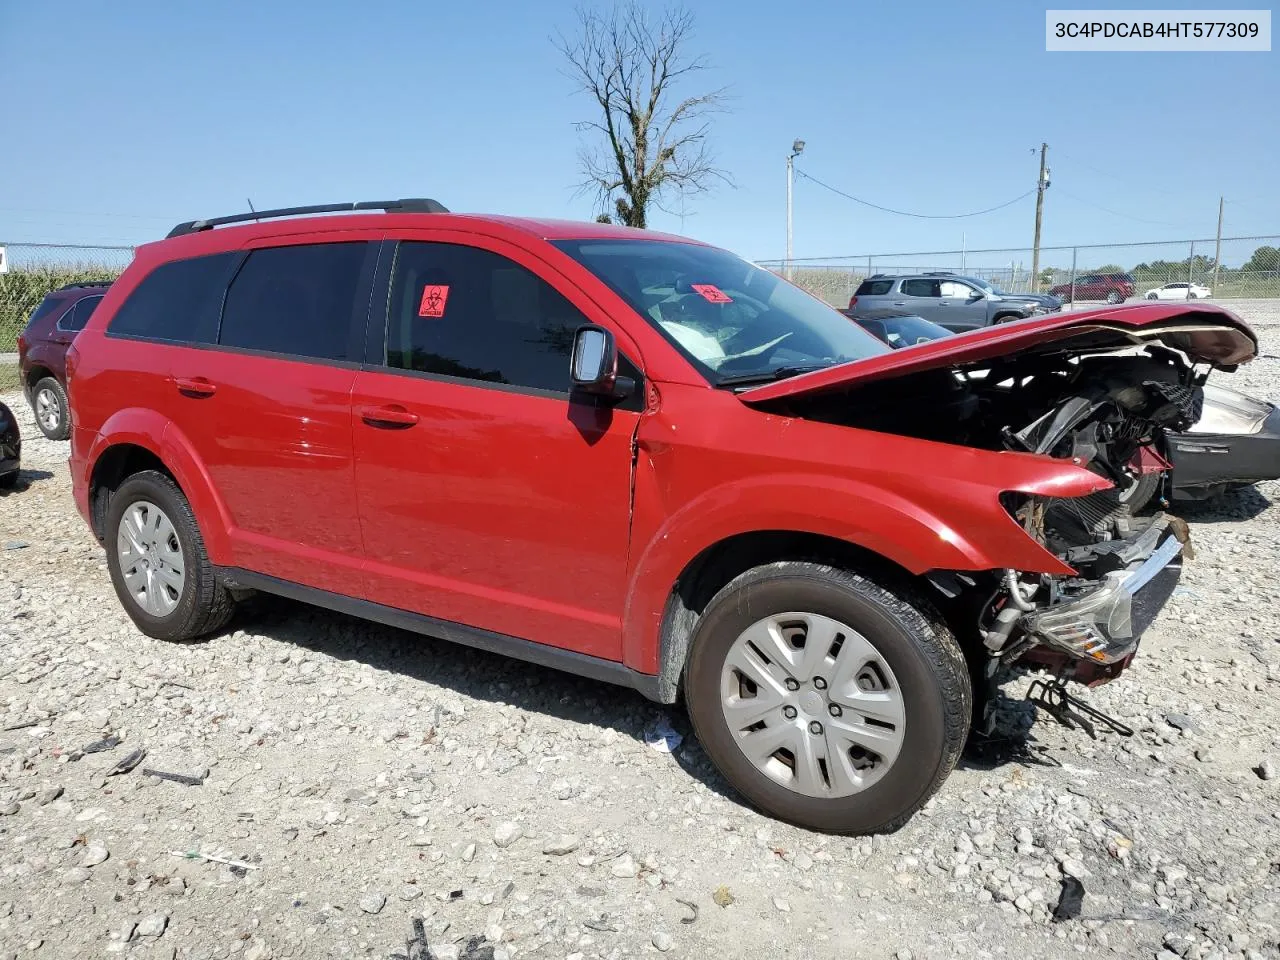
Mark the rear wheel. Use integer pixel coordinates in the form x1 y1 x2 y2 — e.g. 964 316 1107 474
32 377 70 441
684 562 971 834
105 469 234 641
1106 290 1124 304
1147 292 1159 300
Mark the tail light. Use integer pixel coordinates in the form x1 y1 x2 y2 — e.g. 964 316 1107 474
848 296 858 308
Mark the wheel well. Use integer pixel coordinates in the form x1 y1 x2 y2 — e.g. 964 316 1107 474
88 444 176 542
651 531 926 704
25 365 54 390
991 312 1024 324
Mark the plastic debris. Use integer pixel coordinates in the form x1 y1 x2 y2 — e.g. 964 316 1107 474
1052 876 1085 922
676 897 699 923
644 718 683 753
712 885 735 907
143 768 205 786
169 850 260 871
106 748 146 776
81 734 122 754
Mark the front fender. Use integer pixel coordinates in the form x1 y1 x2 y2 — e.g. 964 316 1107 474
87 408 233 563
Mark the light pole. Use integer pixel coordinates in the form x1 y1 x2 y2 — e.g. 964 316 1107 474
786 138 805 279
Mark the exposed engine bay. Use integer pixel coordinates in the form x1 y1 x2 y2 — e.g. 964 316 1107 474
763 339 1210 697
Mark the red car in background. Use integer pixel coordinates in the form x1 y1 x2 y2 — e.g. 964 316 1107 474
17 282 112 439
63 200 1256 833
1048 272 1135 304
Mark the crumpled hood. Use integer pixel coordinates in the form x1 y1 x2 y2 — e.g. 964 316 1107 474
739 302 1257 405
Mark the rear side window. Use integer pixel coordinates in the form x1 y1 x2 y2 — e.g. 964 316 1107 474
219 242 370 361
855 279 894 296
108 253 237 343
901 279 940 297
384 241 588 393
58 295 104 332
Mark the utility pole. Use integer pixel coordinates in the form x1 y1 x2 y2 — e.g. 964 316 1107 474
1212 195 1224 294
1031 142 1049 292
786 139 805 280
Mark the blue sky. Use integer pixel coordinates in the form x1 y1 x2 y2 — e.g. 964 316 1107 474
1 0 1276 262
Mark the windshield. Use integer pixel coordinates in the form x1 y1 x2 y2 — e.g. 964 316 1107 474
881 315 953 348
553 239 888 384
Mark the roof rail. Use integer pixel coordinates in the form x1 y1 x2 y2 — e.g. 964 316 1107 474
56 280 114 291
165 198 449 239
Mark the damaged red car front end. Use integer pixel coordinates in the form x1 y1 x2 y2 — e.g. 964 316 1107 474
735 303 1257 701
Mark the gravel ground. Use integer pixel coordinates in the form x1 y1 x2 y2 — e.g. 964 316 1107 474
2 301 1279 960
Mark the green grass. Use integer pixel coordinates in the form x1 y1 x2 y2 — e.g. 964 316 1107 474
0 360 20 396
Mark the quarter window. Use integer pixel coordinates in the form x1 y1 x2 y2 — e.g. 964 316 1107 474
385 242 589 393
219 242 369 361
107 253 238 343
855 279 894 296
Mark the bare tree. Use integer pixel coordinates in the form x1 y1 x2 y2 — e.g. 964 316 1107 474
556 4 729 229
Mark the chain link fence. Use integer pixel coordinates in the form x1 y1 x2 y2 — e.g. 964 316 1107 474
1 243 134 391
760 235 1280 307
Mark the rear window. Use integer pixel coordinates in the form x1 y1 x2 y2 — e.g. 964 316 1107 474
24 296 67 331
218 242 370 361
108 253 238 343
855 279 894 296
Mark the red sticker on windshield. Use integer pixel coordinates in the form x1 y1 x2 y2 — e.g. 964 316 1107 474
691 283 732 303
418 285 450 318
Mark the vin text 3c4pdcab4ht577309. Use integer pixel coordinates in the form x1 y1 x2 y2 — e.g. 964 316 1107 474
64 199 1258 834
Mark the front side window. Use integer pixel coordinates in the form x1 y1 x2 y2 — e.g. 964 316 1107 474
939 280 974 299
108 253 238 343
554 239 886 385
385 241 590 393
58 295 104 332
219 242 369 361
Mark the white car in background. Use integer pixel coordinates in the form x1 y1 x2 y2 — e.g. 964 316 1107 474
1145 281 1212 300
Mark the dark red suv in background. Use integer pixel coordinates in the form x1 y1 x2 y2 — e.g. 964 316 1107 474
64 199 1255 833
17 282 112 439
1048 272 1135 304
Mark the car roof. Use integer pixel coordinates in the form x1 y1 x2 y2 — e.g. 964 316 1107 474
140 209 706 260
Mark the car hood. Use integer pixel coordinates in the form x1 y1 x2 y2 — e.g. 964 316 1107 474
739 302 1257 404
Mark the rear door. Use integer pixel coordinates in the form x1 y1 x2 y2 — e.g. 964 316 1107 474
165 237 379 594
349 234 642 660
899 278 942 322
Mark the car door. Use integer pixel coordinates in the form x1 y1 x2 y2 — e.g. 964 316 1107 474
350 235 643 661
899 278 942 322
165 237 379 595
935 280 987 331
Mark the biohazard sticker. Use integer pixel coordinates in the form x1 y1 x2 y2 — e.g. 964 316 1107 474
418 285 450 318
691 283 732 303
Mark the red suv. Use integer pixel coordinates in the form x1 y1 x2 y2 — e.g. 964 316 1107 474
17 282 112 439
1048 272 1135 304
66 200 1256 833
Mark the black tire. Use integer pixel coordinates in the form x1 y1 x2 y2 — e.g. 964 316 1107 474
683 561 971 834
105 469 234 641
0 471 16 490
992 312 1023 324
32 376 70 441
1106 290 1124 304
1147 293 1159 300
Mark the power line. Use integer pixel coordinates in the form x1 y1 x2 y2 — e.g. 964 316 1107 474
793 170 1035 220
1054 188 1202 228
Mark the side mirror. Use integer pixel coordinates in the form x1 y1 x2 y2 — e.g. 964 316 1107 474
967 291 985 302
571 325 635 399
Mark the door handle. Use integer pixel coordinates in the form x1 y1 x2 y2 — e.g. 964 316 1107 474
359 404 419 429
174 377 217 398
891 301 906 306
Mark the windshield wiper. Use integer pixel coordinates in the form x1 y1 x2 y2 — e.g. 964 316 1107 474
715 363 833 388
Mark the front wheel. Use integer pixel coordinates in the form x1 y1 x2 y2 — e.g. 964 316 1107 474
684 562 971 834
1106 290 1124 304
1147 293 1159 300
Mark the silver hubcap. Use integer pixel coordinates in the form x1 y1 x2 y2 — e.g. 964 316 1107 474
720 613 906 798
36 388 60 432
116 501 185 617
